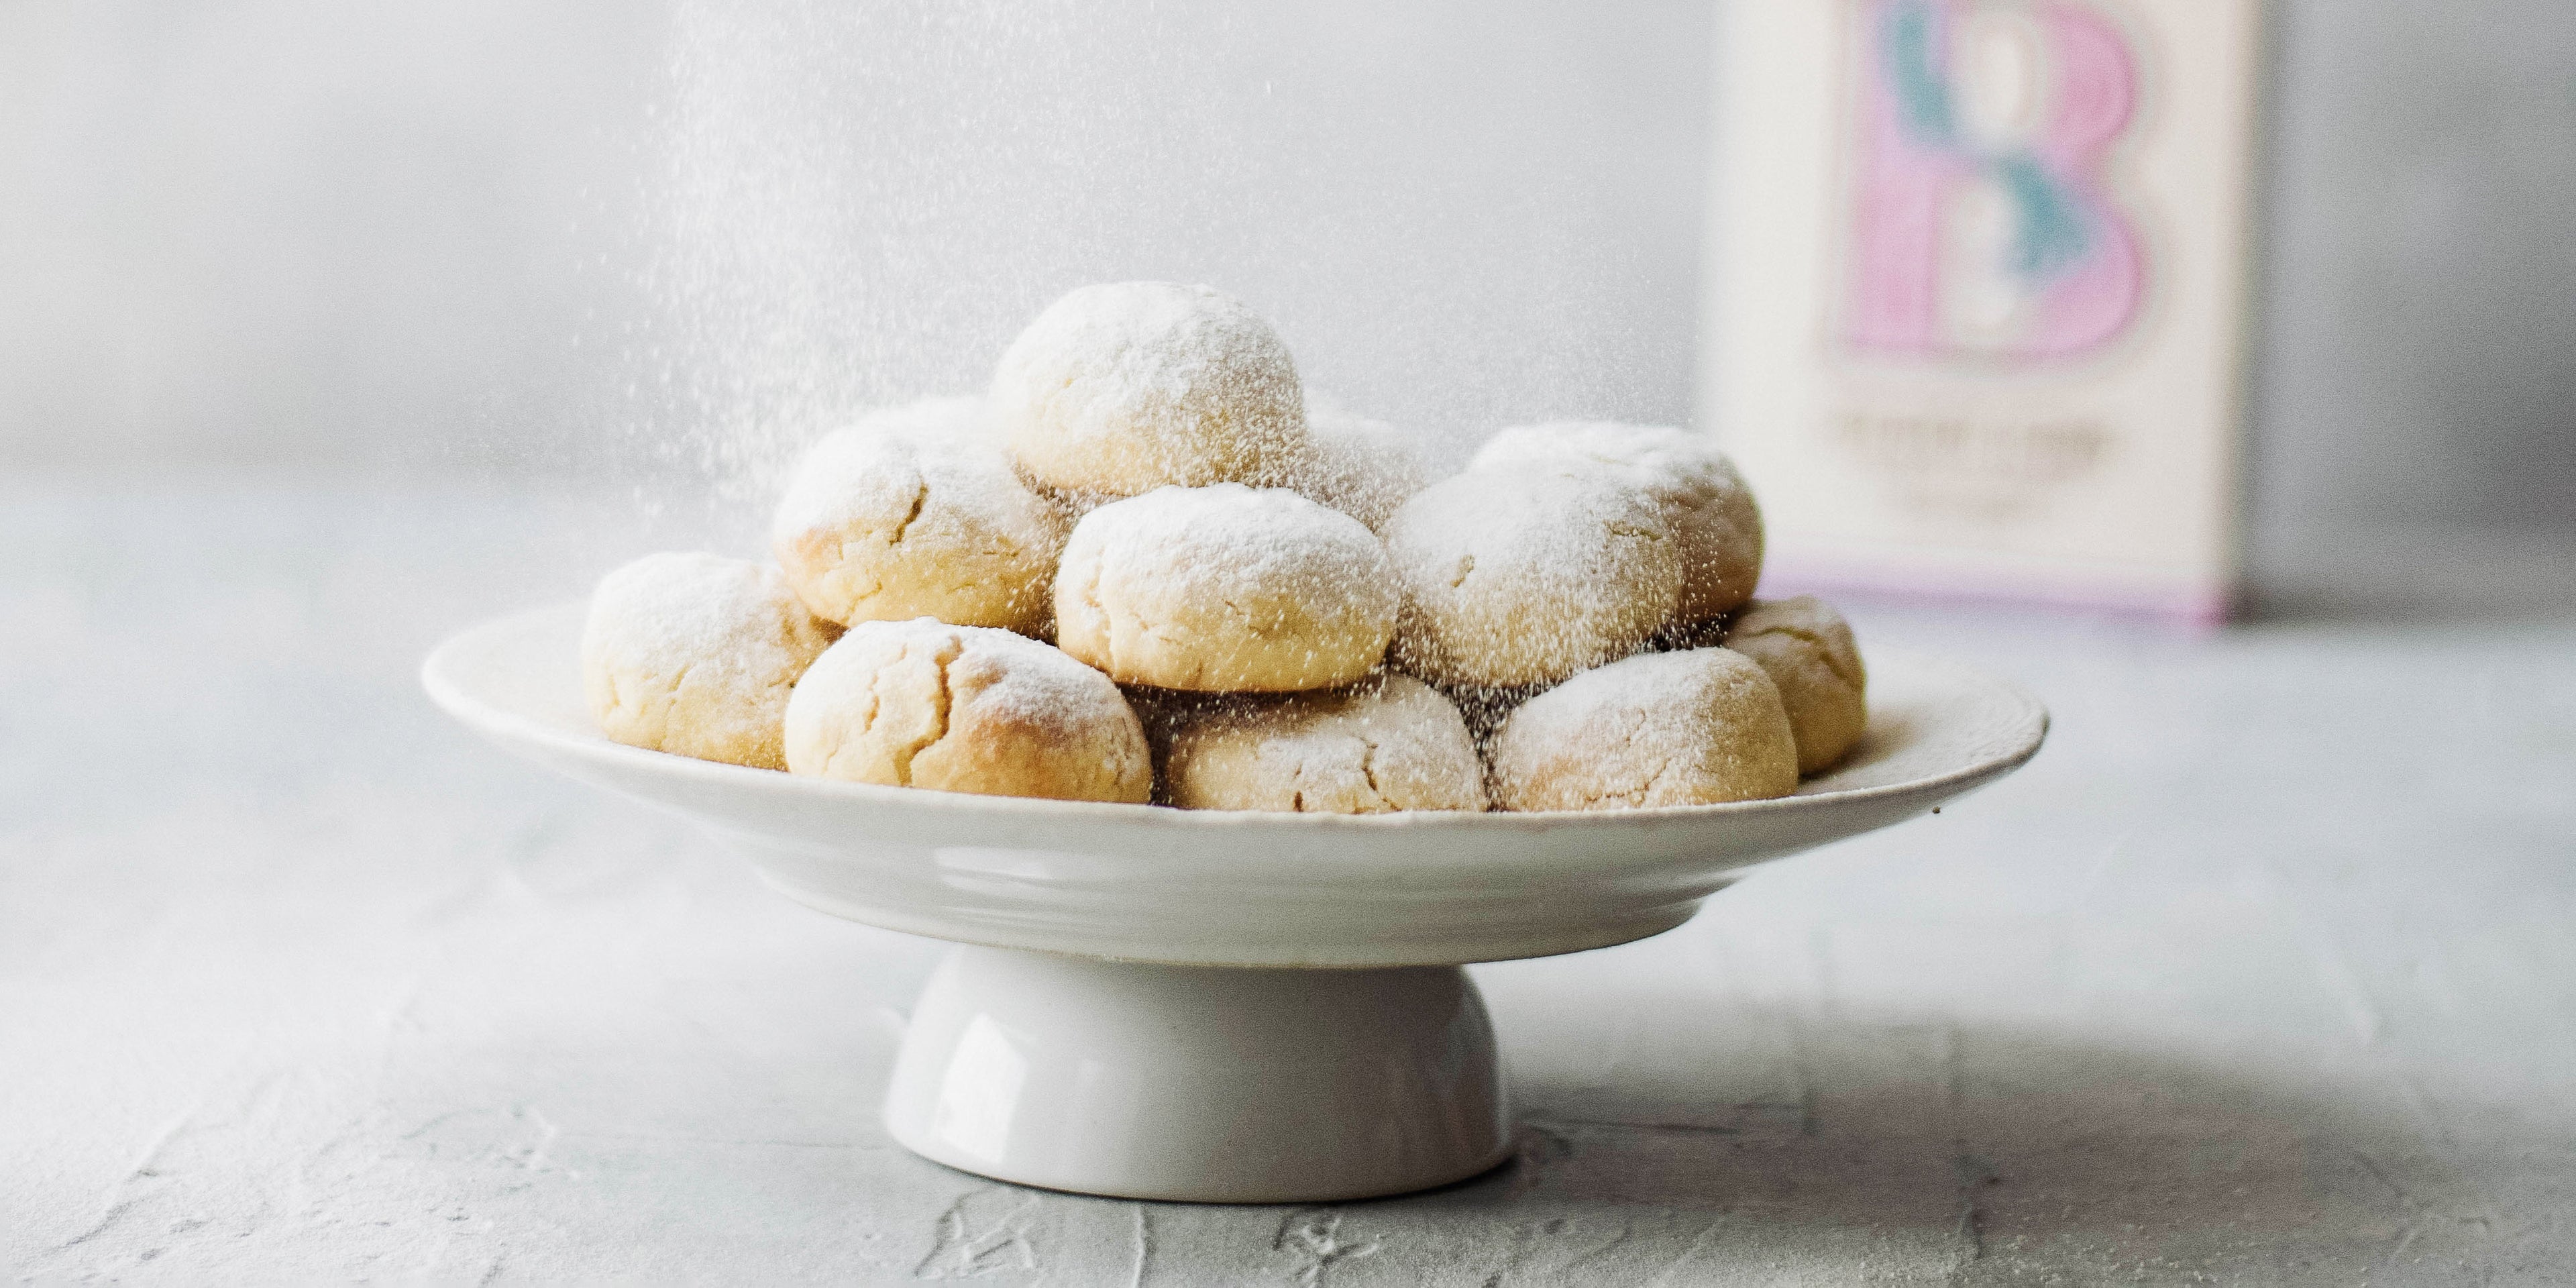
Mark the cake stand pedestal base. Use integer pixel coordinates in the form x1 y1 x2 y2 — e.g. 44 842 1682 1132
884 946 1513 1203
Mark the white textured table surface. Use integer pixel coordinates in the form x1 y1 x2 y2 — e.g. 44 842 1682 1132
5 488 2573 1285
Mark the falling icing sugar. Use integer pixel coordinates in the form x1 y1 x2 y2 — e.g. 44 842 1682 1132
626 0 1671 529
1292 396 1435 533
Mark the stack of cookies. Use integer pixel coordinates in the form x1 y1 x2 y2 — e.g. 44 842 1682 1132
580 281 1868 813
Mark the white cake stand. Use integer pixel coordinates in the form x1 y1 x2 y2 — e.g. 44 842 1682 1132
423 605 2046 1203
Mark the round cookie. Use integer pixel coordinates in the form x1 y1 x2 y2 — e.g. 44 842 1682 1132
1055 484 1398 692
1488 647 1799 811
784 618 1151 803
1472 422 1763 622
1159 674 1487 813
771 397 1069 635
1287 401 1434 534
1724 596 1868 775
992 281 1309 498
582 551 837 771
1383 464 1680 688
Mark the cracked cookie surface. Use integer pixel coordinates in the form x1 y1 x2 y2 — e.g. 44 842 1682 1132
1152 674 1487 814
784 617 1151 803
772 396 1067 636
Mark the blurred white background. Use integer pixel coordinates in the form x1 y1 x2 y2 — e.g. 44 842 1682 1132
3 0 2572 557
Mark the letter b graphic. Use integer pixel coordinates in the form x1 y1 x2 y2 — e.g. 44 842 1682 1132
1843 0 2146 362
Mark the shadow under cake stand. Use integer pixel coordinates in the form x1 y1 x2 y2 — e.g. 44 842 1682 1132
424 604 2046 1203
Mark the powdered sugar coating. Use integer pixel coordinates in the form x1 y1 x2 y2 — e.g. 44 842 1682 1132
1489 647 1798 811
1055 484 1398 692
1157 674 1488 814
582 551 837 770
1286 401 1434 534
1725 596 1868 774
1472 421 1764 621
784 617 1150 802
1383 464 1680 688
993 281 1309 498
772 397 1069 635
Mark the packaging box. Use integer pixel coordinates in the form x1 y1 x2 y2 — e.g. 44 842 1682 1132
1705 0 2263 623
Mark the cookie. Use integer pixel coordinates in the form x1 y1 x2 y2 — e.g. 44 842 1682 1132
1055 484 1398 692
993 281 1309 498
582 552 837 769
783 617 1151 802
1472 422 1762 622
1157 674 1487 813
1488 647 1798 810
1383 464 1680 688
1725 596 1867 774
1287 401 1433 533
771 396 1068 635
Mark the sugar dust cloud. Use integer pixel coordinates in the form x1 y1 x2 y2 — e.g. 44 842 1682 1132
625 0 1696 539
